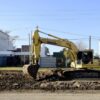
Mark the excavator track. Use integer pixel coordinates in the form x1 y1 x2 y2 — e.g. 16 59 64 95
36 68 100 81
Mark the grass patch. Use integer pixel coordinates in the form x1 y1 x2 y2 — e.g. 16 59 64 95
0 64 100 71
83 64 100 70
0 67 22 71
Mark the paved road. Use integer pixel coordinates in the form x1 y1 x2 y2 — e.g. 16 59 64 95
0 92 100 100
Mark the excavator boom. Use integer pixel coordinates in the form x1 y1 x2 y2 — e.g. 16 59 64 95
33 29 78 65
23 28 80 79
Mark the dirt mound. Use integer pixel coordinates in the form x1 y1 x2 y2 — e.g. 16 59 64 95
34 80 100 91
0 70 100 91
0 71 35 91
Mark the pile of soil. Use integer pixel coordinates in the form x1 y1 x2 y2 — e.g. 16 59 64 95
34 80 100 91
0 70 100 91
0 71 35 91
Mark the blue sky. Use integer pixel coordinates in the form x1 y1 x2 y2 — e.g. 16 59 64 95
0 0 100 54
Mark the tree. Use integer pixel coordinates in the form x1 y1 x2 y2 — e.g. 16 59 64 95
76 40 87 51
94 53 99 59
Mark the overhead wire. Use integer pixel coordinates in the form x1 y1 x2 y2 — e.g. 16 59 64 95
2 26 100 42
39 27 100 38
39 27 88 37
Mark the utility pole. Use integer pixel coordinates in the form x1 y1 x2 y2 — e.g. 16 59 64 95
29 33 31 63
99 40 100 65
99 40 100 58
89 36 91 50
29 31 33 64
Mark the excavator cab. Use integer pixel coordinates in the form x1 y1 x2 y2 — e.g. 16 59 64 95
77 50 93 64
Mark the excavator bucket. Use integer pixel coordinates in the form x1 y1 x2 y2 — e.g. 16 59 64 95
23 64 40 79
23 28 41 79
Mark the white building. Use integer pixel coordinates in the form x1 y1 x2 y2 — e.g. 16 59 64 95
0 30 14 51
40 44 47 57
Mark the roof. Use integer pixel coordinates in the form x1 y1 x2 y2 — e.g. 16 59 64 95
0 30 9 37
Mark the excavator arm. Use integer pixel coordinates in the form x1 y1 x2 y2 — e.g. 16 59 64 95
40 37 78 61
23 28 94 80
32 29 78 65
23 28 79 79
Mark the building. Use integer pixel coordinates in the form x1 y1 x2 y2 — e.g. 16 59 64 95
21 45 30 64
0 30 15 66
19 44 51 66
0 30 14 51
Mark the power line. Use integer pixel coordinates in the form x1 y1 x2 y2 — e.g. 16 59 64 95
39 27 100 38
68 38 89 41
39 27 87 37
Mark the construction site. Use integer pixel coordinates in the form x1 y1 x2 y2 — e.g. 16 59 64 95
0 28 100 92
1 0 100 100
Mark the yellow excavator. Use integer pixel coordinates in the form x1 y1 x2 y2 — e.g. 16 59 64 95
23 28 97 80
